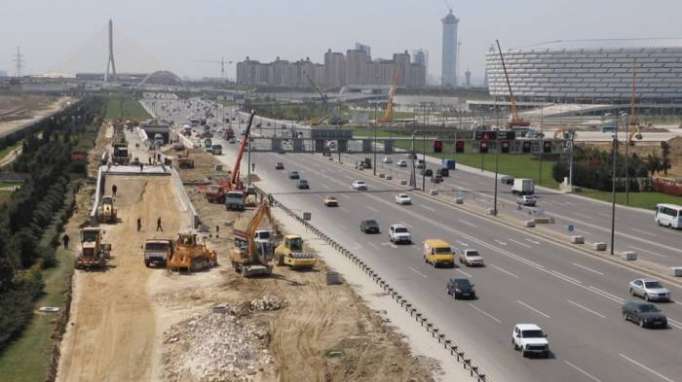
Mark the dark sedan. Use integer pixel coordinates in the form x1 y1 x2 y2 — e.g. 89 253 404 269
360 219 380 234
622 301 668 328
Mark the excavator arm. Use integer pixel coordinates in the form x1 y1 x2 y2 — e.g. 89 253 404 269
245 200 273 261
231 111 256 188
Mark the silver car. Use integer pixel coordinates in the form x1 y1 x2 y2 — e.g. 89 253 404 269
629 279 671 302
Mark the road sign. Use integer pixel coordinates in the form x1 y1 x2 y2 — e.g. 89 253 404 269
568 224 575 233
303 212 312 221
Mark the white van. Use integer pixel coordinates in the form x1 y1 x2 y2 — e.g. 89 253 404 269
655 203 682 229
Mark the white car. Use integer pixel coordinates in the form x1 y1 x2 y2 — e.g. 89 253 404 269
397 160 408 167
395 193 412 205
459 249 484 267
388 224 412 244
512 323 550 358
352 180 368 191
383 156 393 164
629 278 671 302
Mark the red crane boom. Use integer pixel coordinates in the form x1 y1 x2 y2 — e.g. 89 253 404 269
231 111 256 188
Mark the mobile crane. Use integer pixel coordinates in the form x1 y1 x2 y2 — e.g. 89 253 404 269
378 69 400 123
496 40 530 129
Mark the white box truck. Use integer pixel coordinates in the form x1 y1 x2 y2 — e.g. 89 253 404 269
512 178 535 195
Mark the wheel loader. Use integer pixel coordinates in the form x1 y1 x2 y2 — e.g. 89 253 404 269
75 227 111 270
274 235 316 270
96 195 118 223
166 232 217 272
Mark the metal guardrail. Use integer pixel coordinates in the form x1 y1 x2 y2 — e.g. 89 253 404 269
266 191 489 382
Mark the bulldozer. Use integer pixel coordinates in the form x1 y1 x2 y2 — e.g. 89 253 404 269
75 227 111 270
230 200 275 277
96 195 118 223
274 235 316 270
166 232 217 272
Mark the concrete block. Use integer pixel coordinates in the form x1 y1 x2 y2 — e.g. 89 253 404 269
672 267 682 277
570 235 585 244
524 220 536 228
379 173 385 178
592 242 607 251
621 251 637 261
487 208 497 215
400 180 408 185
534 217 555 224
455 197 464 204
386 175 392 180
430 190 439 196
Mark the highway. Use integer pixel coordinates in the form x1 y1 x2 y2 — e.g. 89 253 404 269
155 98 682 382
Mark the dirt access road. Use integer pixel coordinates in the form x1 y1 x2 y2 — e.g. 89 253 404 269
56 175 187 382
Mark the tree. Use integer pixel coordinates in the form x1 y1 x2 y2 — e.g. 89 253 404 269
660 142 672 176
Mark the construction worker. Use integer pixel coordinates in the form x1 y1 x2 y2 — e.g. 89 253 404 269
251 162 256 172
62 233 70 249
156 217 163 232
137 218 142 232
112 184 117 198
215 225 220 238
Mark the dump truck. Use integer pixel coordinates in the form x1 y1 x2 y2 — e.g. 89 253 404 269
274 235 316 270
96 195 118 223
230 200 275 277
166 232 217 272
143 238 173 267
225 190 245 211
76 227 110 270
112 142 129 165
206 184 226 204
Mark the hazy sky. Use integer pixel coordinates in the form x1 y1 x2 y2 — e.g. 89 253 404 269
2 0 682 84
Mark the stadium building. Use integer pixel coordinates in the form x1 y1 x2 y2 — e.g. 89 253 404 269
486 39 682 105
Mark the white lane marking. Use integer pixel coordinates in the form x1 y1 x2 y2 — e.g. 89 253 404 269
409 267 428 279
350 241 363 250
367 206 379 213
400 222 413 228
457 269 473 278
458 219 479 228
319 183 330 189
509 239 532 248
567 299 606 319
338 207 350 214
456 241 469 247
338 194 352 200
667 318 682 330
490 264 519 278
550 270 583 285
368 242 379 249
564 360 603 382
517 300 551 319
419 204 436 212
380 242 398 249
525 238 542 245
618 353 676 382
494 239 508 246
588 286 624 304
630 227 658 238
572 262 605 276
468 303 502 324
572 212 595 220
628 245 668 259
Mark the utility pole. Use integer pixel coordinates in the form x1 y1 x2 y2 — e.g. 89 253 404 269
373 102 377 176
610 117 620 256
13 46 24 78
493 97 500 215
624 112 630 205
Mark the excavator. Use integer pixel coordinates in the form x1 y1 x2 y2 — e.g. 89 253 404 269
495 40 531 129
230 199 275 277
378 69 400 123
166 232 217 272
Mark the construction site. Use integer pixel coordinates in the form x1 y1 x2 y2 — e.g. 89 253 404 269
54 115 439 382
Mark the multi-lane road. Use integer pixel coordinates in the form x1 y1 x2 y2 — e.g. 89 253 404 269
152 97 682 382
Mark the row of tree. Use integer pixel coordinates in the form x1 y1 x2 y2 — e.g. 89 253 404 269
0 96 105 350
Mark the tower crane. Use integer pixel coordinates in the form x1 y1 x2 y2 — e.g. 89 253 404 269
495 40 530 129
194 57 234 81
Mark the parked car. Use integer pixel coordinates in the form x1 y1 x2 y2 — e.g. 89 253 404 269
395 193 412 205
629 279 671 302
288 171 300 180
431 174 443 183
352 180 368 191
438 168 450 177
447 277 476 299
416 159 425 169
275 162 284 170
459 249 484 267
397 160 408 167
383 156 393 164
517 195 537 207
622 301 668 328
420 168 433 177
512 324 550 358
360 219 380 234
297 179 309 189
323 196 338 207
500 175 514 185
388 224 411 244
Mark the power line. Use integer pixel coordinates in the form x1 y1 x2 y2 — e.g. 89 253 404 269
13 46 24 77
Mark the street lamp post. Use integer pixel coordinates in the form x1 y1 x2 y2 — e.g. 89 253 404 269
623 112 630 205
373 102 377 176
493 99 500 215
609 117 620 256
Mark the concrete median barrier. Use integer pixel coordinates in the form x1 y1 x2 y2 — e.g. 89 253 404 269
621 251 638 261
592 242 607 251
570 235 585 244
672 267 682 277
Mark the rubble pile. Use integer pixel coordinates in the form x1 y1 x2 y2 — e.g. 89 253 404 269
162 307 273 382
249 295 285 312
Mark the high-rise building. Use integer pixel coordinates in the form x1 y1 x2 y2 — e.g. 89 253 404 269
354 42 371 58
346 48 371 85
324 49 346 88
0 70 7 78
441 10 459 87
465 68 471 88
413 49 428 79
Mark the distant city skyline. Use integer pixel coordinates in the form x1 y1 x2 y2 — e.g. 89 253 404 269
2 0 682 85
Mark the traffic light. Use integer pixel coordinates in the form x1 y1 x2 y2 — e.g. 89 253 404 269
522 141 532 153
455 140 465 153
433 140 443 153
543 141 552 153
501 141 510 153
480 141 489 153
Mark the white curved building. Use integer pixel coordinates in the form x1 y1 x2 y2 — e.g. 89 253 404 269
486 39 682 104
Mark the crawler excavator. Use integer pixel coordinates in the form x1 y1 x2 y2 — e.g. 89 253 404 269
230 199 275 277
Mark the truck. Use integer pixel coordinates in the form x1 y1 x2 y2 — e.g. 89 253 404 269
112 142 129 165
274 235 317 270
143 239 173 267
423 239 455 268
225 190 245 211
206 184 226 204
96 195 118 223
512 178 535 195
76 227 111 270
211 144 223 155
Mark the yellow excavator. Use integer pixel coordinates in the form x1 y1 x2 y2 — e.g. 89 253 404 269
166 232 217 272
230 199 275 277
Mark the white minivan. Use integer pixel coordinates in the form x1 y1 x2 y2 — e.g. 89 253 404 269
655 203 682 229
